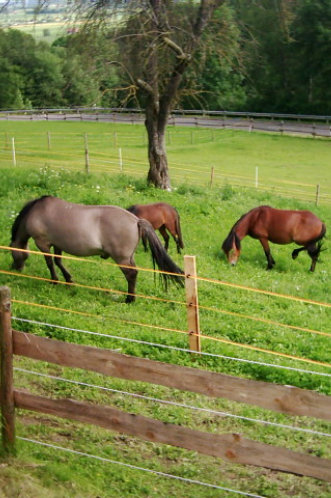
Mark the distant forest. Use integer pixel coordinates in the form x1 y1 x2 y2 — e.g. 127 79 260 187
0 0 330 115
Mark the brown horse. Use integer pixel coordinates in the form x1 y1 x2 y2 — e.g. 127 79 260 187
10 196 184 303
222 205 326 272
127 202 184 254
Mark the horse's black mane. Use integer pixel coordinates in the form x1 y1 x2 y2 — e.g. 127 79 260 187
11 196 50 242
222 230 241 252
222 206 271 252
127 205 138 215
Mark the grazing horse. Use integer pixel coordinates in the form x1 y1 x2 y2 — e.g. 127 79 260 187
222 205 326 272
10 196 184 303
127 202 184 254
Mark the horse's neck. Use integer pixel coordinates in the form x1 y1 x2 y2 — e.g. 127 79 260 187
234 216 250 240
14 223 30 248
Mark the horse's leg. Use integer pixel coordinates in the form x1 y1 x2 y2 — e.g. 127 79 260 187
35 240 59 282
119 259 138 303
165 221 181 254
292 247 306 260
259 238 275 269
159 226 170 252
307 243 318 272
53 247 73 283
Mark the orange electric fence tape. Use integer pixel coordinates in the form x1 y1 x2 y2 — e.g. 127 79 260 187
12 298 331 369
0 246 183 279
0 269 184 306
6 268 329 338
1 245 330 307
194 274 331 308
12 299 186 335
196 304 331 338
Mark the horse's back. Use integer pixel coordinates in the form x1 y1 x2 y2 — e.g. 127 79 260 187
254 206 324 244
127 202 177 228
25 196 139 257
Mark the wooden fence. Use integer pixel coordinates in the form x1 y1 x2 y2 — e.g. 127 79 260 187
1 286 331 482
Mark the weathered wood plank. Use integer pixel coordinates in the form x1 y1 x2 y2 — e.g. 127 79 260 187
13 330 331 420
0 287 16 455
14 390 331 482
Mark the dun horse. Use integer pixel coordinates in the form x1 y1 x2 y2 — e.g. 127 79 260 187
222 205 326 272
10 196 184 302
127 202 184 254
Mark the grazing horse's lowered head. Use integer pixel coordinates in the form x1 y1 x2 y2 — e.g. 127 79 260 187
10 197 48 270
221 230 241 266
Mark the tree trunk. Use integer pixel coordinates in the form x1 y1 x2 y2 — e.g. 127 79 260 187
145 108 171 190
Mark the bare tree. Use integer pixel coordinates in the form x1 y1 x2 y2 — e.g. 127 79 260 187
82 0 227 189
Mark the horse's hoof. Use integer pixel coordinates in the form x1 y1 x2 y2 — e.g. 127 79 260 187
125 296 135 304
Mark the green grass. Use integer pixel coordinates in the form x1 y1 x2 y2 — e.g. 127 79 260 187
1 121 330 204
0 122 330 497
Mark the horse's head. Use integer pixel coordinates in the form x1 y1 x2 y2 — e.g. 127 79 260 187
222 231 241 266
10 241 29 271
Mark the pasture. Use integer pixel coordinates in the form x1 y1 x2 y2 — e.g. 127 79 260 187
0 121 330 497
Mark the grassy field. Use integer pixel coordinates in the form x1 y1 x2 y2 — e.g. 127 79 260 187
0 122 330 497
1 120 330 204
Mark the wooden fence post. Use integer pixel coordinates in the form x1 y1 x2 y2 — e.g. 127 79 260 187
119 148 123 172
184 256 201 353
84 133 89 174
11 138 16 166
210 166 214 188
315 184 320 206
0 286 15 456
255 166 259 188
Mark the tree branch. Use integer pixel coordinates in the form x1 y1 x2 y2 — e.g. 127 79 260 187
136 78 154 96
162 36 192 62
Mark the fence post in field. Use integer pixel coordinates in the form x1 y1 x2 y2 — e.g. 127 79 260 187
315 184 320 206
0 286 16 456
184 255 201 353
119 148 123 172
210 166 214 188
255 166 259 188
11 138 16 166
84 133 90 174
280 120 284 134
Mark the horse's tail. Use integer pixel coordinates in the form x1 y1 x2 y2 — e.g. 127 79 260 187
138 219 184 288
313 223 327 258
175 210 184 250
319 223 327 241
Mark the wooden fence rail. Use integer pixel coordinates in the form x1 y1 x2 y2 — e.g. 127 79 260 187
1 285 331 482
12 330 331 421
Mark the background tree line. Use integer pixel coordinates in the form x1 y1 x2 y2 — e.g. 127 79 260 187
0 0 330 115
